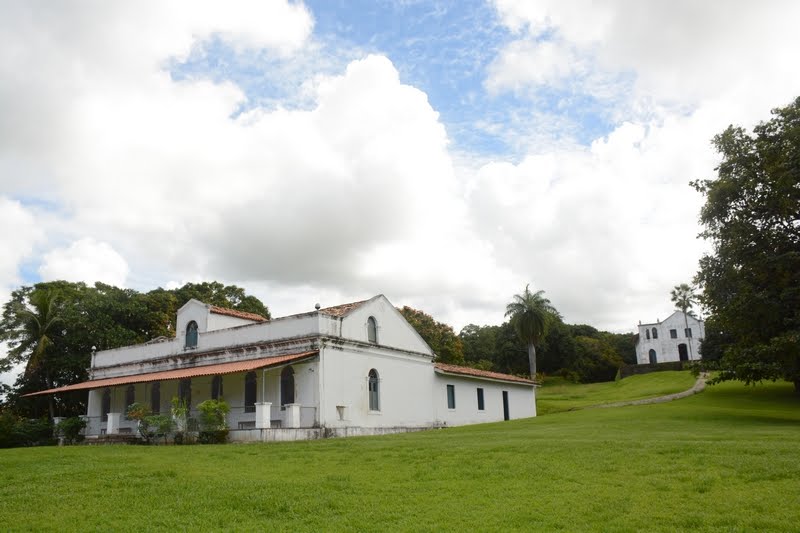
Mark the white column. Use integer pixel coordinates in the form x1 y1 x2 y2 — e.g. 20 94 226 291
255 402 272 429
284 404 301 428
106 412 121 434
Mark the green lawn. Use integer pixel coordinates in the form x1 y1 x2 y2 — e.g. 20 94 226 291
536 371 698 414
2 380 799 532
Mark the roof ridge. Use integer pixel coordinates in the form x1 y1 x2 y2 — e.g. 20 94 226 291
209 305 268 322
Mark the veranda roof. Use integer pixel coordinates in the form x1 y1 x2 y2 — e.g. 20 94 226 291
23 350 318 397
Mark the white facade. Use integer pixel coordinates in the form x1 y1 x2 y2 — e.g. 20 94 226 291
52 295 536 441
635 311 705 365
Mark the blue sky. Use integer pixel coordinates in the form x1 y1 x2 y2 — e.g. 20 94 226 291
1 0 799 382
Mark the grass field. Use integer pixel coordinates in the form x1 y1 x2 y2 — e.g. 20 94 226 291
536 370 698 414
2 379 799 532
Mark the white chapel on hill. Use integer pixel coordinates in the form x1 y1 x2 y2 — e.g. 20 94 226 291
30 294 537 441
635 311 705 365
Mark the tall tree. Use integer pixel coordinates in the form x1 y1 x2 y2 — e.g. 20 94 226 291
504 285 558 378
670 283 698 360
0 288 62 418
693 96 800 393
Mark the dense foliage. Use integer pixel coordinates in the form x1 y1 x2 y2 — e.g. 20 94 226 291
397 306 465 364
458 318 634 383
694 97 800 392
0 281 270 417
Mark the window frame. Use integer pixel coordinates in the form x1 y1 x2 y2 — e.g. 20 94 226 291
185 320 199 349
446 384 456 409
244 372 257 413
281 366 295 406
368 369 380 412
367 316 378 344
669 329 678 339
651 327 658 339
477 387 485 411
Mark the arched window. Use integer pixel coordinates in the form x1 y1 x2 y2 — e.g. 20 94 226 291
185 321 198 349
367 316 378 343
646 329 650 340
101 388 111 422
281 366 295 406
124 385 135 418
211 375 223 400
651 327 658 339
151 382 161 414
178 378 191 408
649 349 658 365
368 369 380 411
244 372 257 413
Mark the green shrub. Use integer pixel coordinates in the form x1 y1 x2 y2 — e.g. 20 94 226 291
197 399 230 444
0 411 56 448
56 417 87 444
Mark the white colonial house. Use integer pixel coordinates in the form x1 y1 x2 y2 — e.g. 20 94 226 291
635 311 705 365
30 295 536 441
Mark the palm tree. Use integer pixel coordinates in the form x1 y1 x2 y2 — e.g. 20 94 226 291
3 288 62 417
670 283 697 360
505 285 557 379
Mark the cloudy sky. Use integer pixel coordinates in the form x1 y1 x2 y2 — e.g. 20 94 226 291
2 0 800 372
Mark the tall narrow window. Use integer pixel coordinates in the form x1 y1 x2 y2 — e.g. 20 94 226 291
178 378 191 408
645 329 650 340
244 372 257 413
367 316 378 343
368 369 380 411
281 366 295 406
211 375 223 400
446 384 456 409
685 328 692 338
477 388 485 411
124 385 135 418
151 382 161 414
651 327 658 339
185 321 198 348
101 388 111 422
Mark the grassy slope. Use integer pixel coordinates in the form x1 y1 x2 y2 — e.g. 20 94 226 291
2 380 799 532
537 371 698 414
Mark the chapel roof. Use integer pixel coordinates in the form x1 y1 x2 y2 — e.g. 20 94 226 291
318 299 370 317
434 362 537 385
209 305 268 322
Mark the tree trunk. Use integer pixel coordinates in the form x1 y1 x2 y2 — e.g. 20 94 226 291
528 343 537 379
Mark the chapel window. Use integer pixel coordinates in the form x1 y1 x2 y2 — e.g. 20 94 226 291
244 372 257 413
368 369 380 411
651 327 658 339
185 321 198 349
151 382 161 414
211 375 223 400
281 366 295 406
670 329 678 339
367 316 378 344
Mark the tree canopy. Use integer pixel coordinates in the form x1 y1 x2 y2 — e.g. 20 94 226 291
693 96 800 392
505 285 558 378
398 306 465 364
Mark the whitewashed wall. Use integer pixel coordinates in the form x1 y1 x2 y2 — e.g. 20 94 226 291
320 344 436 428
636 311 705 364
432 374 536 425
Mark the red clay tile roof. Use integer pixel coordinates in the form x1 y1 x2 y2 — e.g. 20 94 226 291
210 306 268 322
434 363 537 385
319 300 369 317
23 351 318 396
